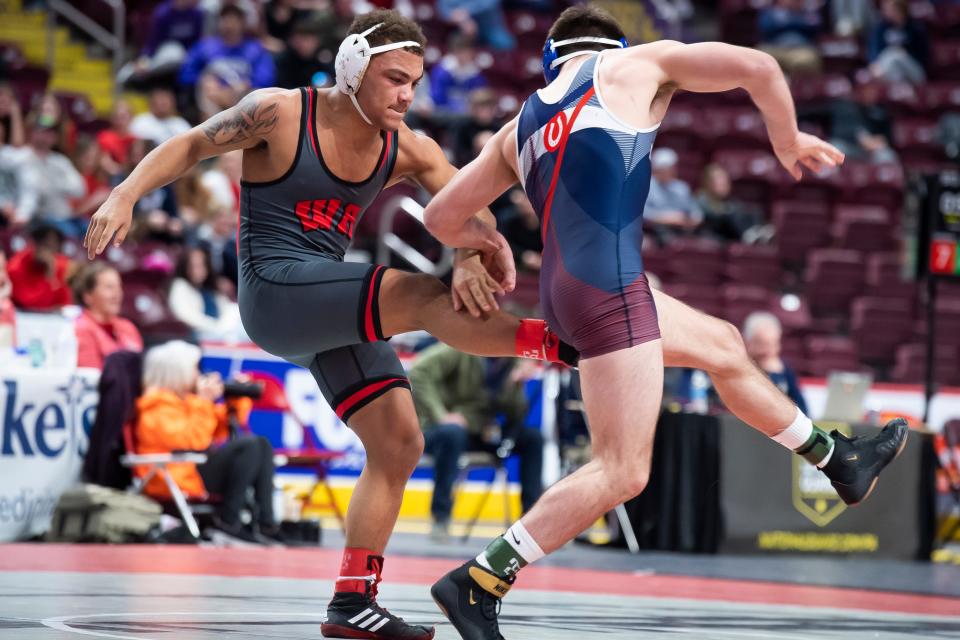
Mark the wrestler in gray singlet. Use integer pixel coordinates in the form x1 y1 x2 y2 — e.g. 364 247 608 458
238 87 405 422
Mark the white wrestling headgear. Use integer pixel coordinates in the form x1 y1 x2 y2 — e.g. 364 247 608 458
542 36 627 83
335 22 422 125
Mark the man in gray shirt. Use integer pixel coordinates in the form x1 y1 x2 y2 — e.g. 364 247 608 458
643 147 703 232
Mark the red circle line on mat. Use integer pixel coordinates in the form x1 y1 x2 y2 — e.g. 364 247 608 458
2 544 957 617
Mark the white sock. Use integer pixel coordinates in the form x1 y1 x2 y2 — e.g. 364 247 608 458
815 444 834 469
503 521 545 564
771 408 814 451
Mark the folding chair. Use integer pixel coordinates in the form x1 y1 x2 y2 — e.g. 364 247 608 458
934 419 960 547
243 371 347 529
119 417 210 539
457 451 513 542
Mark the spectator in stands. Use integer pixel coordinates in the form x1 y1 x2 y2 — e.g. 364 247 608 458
0 121 30 229
174 165 218 229
500 188 542 273
831 0 875 37
0 249 15 348
180 5 276 119
192 151 241 287
262 0 312 52
135 339 280 544
27 92 76 156
18 119 86 235
696 163 768 242
273 14 337 90
130 87 192 146
828 80 898 164
169 246 245 342
757 0 823 75
7 222 72 311
0 83 25 147
72 261 143 370
438 0 516 51
644 148 703 242
200 204 240 290
450 87 500 166
117 139 182 244
743 311 808 414
866 0 928 85
410 344 543 540
97 101 136 168
121 0 207 86
430 33 488 115
70 136 113 221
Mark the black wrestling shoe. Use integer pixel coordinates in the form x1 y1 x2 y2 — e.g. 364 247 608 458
321 592 435 640
821 418 909 506
430 560 514 640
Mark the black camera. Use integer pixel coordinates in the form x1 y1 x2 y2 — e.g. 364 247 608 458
223 380 264 400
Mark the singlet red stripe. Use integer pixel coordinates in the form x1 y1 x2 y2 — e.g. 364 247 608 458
364 265 384 341
378 131 392 172
335 377 406 419
307 88 319 158
540 86 596 243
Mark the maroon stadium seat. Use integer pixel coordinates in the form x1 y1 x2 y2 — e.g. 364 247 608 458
931 40 960 81
725 243 783 289
772 201 831 265
790 74 853 105
894 118 946 165
663 237 726 286
850 296 915 365
832 205 897 252
721 283 771 327
865 252 917 301
804 249 866 315
712 149 780 209
921 82 960 117
837 162 904 212
890 343 957 385
661 283 723 318
818 36 863 76
804 335 863 377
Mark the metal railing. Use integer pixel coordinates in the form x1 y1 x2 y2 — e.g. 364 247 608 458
375 195 454 277
46 0 125 96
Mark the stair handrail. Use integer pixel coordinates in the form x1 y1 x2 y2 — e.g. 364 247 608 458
46 0 125 97
375 195 454 277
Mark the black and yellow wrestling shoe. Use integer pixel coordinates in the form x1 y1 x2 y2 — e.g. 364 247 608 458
321 591 435 640
821 418 909 506
430 559 514 640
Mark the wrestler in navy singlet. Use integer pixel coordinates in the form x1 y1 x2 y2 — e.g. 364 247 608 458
516 53 660 359
238 87 408 422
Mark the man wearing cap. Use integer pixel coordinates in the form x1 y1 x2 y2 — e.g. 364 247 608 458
84 9 577 639
644 146 704 235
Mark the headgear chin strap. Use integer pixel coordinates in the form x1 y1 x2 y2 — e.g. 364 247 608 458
335 23 422 125
541 36 628 83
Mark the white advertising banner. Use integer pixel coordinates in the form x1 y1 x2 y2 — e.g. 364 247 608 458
0 368 99 542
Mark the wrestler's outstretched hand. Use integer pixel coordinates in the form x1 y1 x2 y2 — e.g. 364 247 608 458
481 232 516 295
84 192 134 259
452 250 504 317
773 132 845 181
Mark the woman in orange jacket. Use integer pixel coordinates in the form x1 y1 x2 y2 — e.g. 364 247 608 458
136 340 279 544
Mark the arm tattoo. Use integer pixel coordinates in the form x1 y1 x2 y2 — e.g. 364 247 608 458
201 94 280 146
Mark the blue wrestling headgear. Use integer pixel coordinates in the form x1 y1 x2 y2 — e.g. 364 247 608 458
541 35 628 83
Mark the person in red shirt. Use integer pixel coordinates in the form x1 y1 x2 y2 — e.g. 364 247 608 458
95 100 135 168
72 260 143 369
0 249 15 347
8 222 73 311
